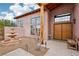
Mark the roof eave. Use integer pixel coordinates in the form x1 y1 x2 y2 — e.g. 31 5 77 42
14 8 40 19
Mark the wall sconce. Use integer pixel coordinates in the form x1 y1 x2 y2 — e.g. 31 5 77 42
73 18 76 24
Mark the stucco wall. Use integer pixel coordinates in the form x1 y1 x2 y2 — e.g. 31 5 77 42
74 4 79 38
49 4 74 38
17 11 48 40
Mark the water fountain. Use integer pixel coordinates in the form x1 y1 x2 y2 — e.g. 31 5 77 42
8 28 17 40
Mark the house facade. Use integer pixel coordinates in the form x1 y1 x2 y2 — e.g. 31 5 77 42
14 3 79 41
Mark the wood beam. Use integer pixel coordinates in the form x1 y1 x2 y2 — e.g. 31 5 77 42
40 4 45 44
38 3 48 7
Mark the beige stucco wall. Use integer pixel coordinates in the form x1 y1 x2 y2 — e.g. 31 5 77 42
16 11 48 40
74 4 79 38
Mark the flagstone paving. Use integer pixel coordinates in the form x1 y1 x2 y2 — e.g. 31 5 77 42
1 38 79 56
3 48 33 56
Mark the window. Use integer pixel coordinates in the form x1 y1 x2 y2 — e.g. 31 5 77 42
54 13 71 22
31 16 40 35
16 20 23 27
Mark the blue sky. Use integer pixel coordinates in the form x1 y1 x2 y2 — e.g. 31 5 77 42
0 3 39 20
0 3 12 12
0 3 13 16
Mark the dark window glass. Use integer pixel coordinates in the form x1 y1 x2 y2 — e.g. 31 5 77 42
55 13 71 22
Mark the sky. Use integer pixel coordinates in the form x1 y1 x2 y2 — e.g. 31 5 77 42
0 3 40 20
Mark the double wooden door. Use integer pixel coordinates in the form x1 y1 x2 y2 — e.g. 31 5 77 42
53 22 72 40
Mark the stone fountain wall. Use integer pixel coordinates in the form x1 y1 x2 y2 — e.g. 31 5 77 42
4 27 25 40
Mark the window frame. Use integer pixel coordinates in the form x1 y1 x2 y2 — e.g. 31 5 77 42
30 16 40 35
16 20 24 27
54 13 71 23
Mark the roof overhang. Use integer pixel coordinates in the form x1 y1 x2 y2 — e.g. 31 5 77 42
14 9 40 19
14 3 62 19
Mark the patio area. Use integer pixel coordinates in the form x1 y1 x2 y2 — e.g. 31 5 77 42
2 39 79 56
45 40 79 56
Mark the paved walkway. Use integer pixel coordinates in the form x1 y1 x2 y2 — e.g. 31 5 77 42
3 40 79 56
3 48 33 56
45 40 79 56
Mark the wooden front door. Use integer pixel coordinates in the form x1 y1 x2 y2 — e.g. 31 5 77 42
53 22 72 40
54 24 61 40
